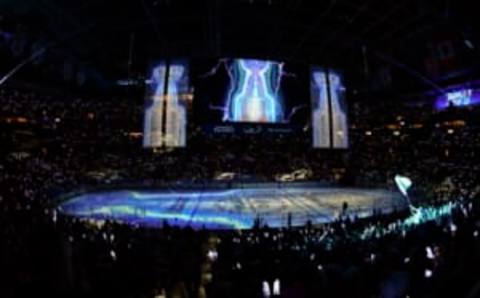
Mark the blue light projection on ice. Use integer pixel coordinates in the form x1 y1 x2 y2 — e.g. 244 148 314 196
225 59 283 123
58 187 404 230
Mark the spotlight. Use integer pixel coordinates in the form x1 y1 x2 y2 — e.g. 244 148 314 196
424 269 433 278
465 39 475 49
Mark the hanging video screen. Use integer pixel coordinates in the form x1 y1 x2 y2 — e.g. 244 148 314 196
143 60 190 148
193 58 310 125
435 87 480 110
311 68 331 148
329 70 348 149
310 68 349 149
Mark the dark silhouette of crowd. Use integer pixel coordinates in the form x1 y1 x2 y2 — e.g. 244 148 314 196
1 85 480 298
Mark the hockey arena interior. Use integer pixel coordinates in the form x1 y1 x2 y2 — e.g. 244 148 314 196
1 1 480 297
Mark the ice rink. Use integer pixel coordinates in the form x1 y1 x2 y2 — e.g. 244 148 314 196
59 186 406 230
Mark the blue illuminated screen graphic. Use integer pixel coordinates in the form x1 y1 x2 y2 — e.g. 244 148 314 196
435 87 480 110
194 58 309 125
225 59 282 123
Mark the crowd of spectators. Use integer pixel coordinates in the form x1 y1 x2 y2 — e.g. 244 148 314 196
1 85 480 297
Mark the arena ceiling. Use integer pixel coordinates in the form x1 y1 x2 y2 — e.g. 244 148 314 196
0 0 477 82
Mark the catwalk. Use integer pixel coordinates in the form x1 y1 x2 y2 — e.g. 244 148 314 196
59 186 405 230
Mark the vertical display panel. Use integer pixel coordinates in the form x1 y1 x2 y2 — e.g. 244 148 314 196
329 71 348 149
164 60 189 147
143 60 190 148
310 68 331 148
310 68 348 149
143 62 167 148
